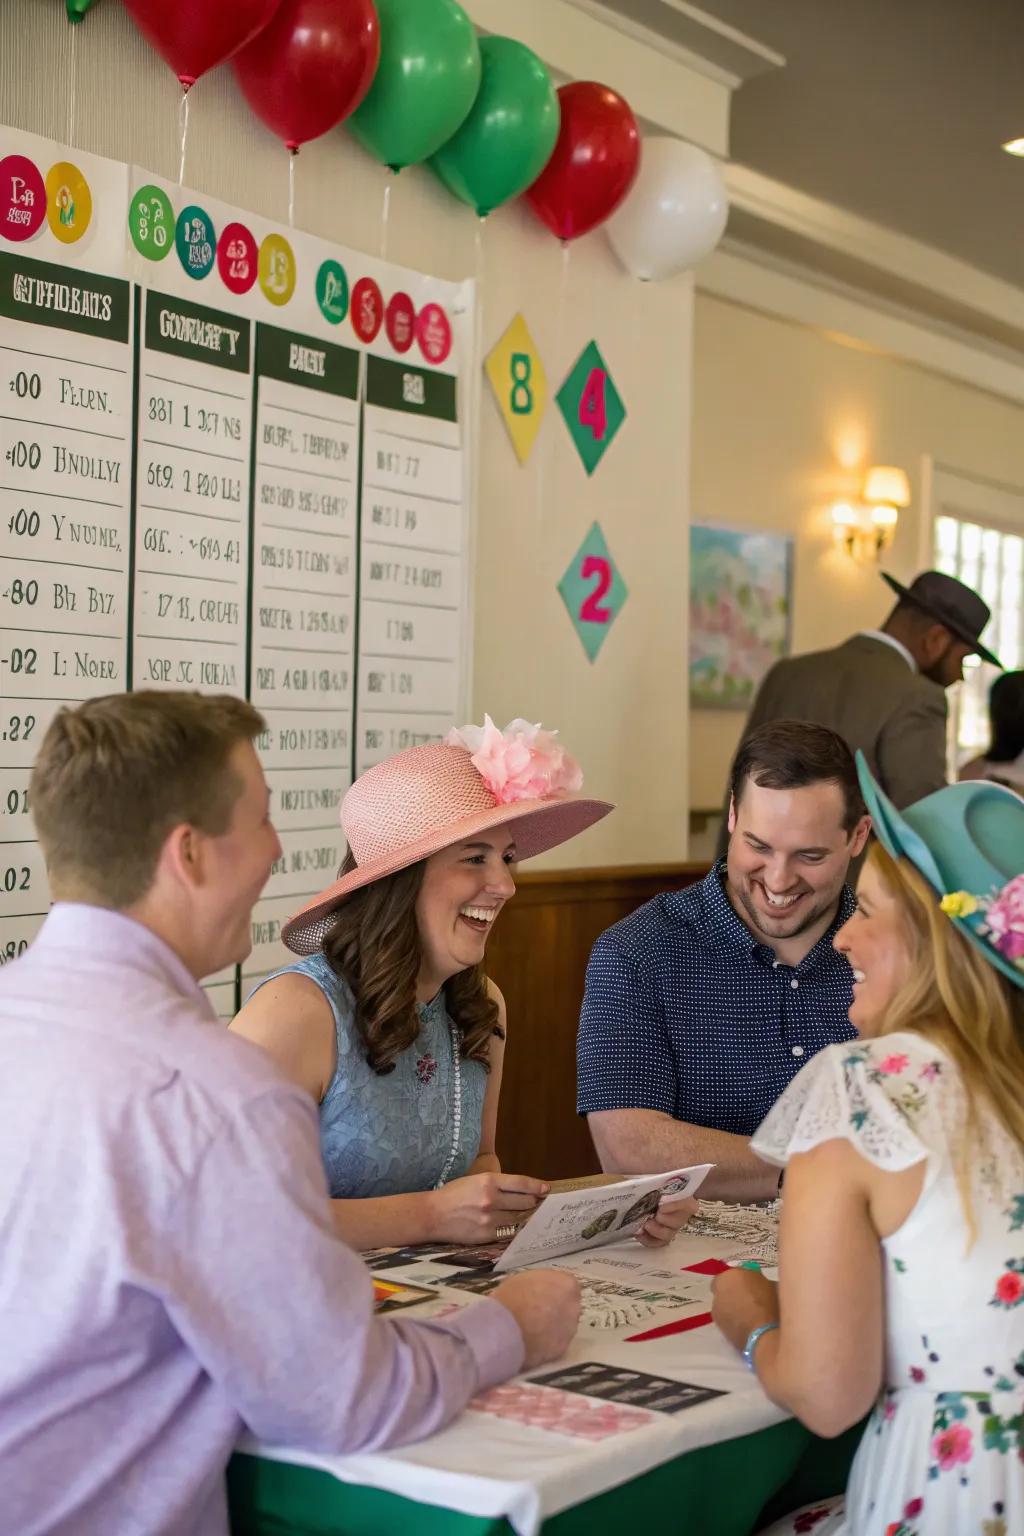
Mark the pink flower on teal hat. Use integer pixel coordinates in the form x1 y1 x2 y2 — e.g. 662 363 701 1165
985 875 1024 967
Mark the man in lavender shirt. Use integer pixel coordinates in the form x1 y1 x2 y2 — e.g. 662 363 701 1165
0 692 580 1536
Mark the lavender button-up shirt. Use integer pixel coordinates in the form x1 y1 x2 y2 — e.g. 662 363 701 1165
0 906 523 1536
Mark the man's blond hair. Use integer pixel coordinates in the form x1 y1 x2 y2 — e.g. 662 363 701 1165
30 691 266 909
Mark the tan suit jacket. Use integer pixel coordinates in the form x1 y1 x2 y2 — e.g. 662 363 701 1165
716 634 948 858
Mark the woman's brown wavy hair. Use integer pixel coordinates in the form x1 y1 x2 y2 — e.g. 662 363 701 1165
321 850 503 1075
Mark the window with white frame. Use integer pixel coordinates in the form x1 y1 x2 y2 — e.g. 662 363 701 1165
934 514 1023 759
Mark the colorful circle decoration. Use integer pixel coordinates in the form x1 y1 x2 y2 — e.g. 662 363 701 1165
129 184 175 262
417 302 453 365
316 259 349 325
217 221 258 295
175 205 216 280
385 292 416 354
45 161 92 245
351 276 384 344
0 155 47 243
258 233 296 307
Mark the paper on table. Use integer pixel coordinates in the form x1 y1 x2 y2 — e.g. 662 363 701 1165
493 1165 713 1274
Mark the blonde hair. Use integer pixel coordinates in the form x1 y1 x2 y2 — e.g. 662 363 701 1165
868 842 1024 1224
31 690 265 909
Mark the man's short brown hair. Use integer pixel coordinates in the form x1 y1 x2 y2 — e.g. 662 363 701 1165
729 719 867 834
31 691 266 909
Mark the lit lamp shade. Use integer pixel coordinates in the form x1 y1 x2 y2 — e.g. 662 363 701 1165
863 466 911 509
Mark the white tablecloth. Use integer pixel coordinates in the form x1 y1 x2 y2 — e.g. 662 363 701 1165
243 1203 786 1536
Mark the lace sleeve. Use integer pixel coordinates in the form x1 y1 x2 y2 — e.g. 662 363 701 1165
751 1033 951 1172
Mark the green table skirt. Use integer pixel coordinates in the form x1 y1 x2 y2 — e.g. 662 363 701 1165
228 1418 863 1536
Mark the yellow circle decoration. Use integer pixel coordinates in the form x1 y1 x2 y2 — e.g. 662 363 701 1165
46 161 92 244
258 233 296 307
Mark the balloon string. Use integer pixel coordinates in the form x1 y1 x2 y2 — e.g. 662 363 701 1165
66 24 77 146
178 90 190 186
380 171 392 261
288 151 296 229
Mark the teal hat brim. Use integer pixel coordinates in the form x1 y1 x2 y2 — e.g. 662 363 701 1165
856 753 1024 990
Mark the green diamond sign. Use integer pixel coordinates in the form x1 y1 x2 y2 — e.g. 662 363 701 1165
556 340 625 476
558 522 628 662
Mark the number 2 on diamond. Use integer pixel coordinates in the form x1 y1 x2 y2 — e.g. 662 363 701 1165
578 367 607 441
579 555 612 624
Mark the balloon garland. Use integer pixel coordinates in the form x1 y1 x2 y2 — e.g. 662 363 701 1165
117 0 728 270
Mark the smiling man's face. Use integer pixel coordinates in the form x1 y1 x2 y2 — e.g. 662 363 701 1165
726 777 868 948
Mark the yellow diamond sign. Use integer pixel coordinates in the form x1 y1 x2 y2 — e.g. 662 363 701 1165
484 313 547 465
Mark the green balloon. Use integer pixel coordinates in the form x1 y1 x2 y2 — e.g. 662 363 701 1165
348 0 482 172
429 36 559 217
66 0 98 19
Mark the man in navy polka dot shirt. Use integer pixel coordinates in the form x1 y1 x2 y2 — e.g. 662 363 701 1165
577 721 870 1202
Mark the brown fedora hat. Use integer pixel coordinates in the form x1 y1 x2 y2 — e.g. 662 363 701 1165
881 570 1002 668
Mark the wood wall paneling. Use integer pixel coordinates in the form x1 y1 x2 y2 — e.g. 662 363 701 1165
487 865 709 1181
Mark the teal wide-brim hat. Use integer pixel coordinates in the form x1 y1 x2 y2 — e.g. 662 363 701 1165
856 752 1024 990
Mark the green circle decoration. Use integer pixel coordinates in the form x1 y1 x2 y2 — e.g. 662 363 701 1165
316 259 350 325
129 184 175 262
175 204 216 281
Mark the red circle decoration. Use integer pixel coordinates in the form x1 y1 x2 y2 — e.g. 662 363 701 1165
416 302 452 365
217 221 259 294
351 276 384 343
524 81 640 242
0 155 47 243
385 291 416 354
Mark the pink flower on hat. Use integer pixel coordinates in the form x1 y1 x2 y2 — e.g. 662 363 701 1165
985 875 1024 965
446 717 583 806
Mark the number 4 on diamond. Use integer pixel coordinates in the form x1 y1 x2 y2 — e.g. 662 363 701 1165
578 367 607 441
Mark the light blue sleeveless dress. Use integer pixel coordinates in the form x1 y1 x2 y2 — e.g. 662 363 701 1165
251 952 486 1198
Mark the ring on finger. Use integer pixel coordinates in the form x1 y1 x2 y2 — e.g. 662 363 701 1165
495 1223 518 1241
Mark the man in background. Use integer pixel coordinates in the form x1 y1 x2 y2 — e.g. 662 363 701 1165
578 721 869 1203
0 691 578 1536
715 569 1000 860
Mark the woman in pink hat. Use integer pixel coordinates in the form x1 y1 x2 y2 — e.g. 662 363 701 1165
233 718 692 1252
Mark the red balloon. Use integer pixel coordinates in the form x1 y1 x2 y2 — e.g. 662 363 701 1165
234 0 381 151
525 81 640 242
124 0 285 89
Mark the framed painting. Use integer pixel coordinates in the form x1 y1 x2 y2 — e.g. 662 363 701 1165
689 526 793 709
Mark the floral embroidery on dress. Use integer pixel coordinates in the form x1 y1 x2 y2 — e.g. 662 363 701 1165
879 1053 911 1075
1006 1195 1024 1231
415 1054 438 1086
990 1260 1024 1311
931 1421 973 1472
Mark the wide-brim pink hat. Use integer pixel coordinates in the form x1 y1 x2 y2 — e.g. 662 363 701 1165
282 718 613 955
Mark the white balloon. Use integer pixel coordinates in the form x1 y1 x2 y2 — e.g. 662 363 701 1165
606 137 729 281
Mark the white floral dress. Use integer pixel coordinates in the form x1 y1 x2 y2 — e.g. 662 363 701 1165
752 1031 1024 1536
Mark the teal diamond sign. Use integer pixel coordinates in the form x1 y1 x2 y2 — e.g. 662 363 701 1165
556 340 625 476
558 522 628 662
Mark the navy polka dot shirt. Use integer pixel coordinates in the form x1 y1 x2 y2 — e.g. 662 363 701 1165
576 861 858 1136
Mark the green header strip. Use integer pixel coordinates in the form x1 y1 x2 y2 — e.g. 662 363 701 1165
366 354 457 423
256 323 359 400
144 289 251 373
0 251 129 344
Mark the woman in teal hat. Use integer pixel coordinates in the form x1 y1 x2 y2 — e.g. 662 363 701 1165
713 757 1024 1536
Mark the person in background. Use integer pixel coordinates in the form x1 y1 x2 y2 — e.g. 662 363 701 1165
234 718 695 1253
960 669 1024 791
0 693 581 1536
715 569 1001 862
578 720 870 1203
713 759 1024 1536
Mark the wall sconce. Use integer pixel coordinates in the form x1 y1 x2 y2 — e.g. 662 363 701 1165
831 465 910 561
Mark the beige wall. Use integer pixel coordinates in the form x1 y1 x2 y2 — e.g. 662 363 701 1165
689 290 1024 812
1 0 694 870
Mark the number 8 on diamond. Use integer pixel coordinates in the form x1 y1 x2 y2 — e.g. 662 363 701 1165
510 353 533 416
